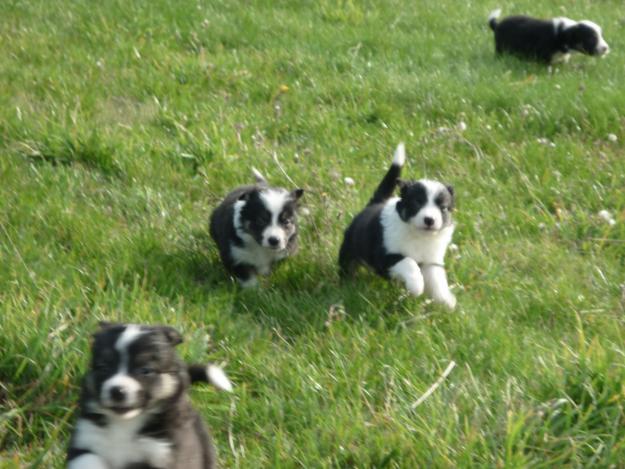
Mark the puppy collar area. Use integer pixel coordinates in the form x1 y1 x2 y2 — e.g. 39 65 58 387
418 262 445 268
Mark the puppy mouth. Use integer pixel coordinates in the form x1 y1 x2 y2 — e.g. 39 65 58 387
104 404 142 416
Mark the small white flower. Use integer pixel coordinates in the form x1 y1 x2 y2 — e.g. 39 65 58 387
598 210 612 222
448 243 459 252
457 121 467 132
609 218 616 226
555 84 561 90
608 133 618 142
538 222 546 230
300 207 311 216
344 177 355 186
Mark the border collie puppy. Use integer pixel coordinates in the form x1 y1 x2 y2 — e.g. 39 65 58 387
210 169 303 287
488 9 609 63
67 323 233 469
339 143 456 309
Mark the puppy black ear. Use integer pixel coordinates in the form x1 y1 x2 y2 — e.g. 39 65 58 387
397 179 409 195
160 326 183 346
291 188 304 200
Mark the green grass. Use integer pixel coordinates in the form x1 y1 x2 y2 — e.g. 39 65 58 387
1 0 625 467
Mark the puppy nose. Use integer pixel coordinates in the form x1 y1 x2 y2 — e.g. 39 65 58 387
268 236 280 247
599 45 609 55
110 385 126 402
423 216 435 227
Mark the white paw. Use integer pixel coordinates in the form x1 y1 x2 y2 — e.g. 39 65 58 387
440 293 457 310
239 276 259 288
405 276 425 296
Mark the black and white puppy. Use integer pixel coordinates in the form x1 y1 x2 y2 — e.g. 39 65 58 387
488 9 609 63
210 169 303 287
339 143 456 309
67 323 233 469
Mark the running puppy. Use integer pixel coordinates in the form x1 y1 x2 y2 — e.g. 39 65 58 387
67 323 233 469
210 169 304 287
488 9 609 63
339 143 457 309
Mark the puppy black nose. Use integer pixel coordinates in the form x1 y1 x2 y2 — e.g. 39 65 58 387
268 236 279 247
423 217 435 227
110 385 126 402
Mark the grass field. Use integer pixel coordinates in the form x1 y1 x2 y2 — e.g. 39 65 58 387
1 0 625 467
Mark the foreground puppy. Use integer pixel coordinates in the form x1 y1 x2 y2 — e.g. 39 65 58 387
339 143 456 309
488 9 609 63
67 323 233 469
210 169 303 287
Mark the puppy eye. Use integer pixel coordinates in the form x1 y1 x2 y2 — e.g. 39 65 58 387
138 367 156 376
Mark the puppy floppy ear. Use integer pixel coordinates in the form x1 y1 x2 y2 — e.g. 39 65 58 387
290 188 304 201
159 326 183 346
446 184 455 209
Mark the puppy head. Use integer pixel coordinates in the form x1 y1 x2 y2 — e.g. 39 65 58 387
86 323 186 419
561 20 609 56
396 179 454 232
238 187 303 250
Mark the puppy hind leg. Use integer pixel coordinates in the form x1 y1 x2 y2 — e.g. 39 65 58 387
421 265 456 310
388 257 424 296
338 242 357 278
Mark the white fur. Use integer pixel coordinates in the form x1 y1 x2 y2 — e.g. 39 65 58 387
207 365 233 392
422 264 456 309
73 415 172 469
68 453 108 469
552 17 577 32
100 325 144 413
393 142 405 167
381 197 455 308
152 373 179 400
232 197 290 284
259 189 291 249
389 258 424 296
488 8 501 23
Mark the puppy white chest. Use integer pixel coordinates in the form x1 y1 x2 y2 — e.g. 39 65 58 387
73 416 172 469
231 237 286 274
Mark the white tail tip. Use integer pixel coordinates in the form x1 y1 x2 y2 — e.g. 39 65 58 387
488 8 501 22
393 142 406 167
252 167 266 184
207 365 233 392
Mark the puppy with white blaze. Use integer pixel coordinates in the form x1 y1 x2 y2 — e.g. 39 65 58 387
339 143 457 309
210 169 304 287
488 9 609 63
67 323 233 469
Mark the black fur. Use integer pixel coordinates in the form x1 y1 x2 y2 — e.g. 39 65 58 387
67 324 224 469
489 14 608 63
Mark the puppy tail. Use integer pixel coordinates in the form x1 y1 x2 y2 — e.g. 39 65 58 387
252 167 267 185
368 142 405 205
488 8 501 30
188 364 233 392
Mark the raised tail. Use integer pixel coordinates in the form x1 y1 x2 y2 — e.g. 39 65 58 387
488 8 501 31
368 143 405 205
188 363 233 391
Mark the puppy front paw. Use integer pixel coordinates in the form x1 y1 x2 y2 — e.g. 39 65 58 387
405 275 425 296
439 292 456 310
238 276 259 288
